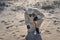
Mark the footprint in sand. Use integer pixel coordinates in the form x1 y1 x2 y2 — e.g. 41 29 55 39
1 20 11 25
20 35 25 37
56 30 60 33
53 20 60 25
57 27 60 29
6 25 14 29
1 20 8 25
45 30 51 34
0 38 4 40
56 27 60 33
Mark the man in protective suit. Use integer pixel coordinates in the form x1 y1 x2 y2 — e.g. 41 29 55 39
25 8 44 34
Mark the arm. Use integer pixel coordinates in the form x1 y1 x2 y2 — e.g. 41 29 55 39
33 9 44 17
25 11 30 25
33 9 44 20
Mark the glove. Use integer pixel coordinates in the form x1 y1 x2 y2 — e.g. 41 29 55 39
27 25 30 29
33 16 38 21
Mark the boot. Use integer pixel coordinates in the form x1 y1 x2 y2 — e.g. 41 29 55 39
36 27 40 34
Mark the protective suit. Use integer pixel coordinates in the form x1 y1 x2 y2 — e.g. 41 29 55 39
25 8 44 34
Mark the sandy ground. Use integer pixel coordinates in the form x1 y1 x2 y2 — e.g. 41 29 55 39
0 0 60 40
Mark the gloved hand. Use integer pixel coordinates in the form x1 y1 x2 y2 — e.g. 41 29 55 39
33 16 38 21
27 25 30 29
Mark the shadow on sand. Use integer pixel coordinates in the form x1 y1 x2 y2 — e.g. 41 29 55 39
25 31 42 40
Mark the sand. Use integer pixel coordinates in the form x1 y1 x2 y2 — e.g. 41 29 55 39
0 0 60 40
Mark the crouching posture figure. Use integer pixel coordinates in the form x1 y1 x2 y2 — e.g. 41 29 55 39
25 8 44 34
